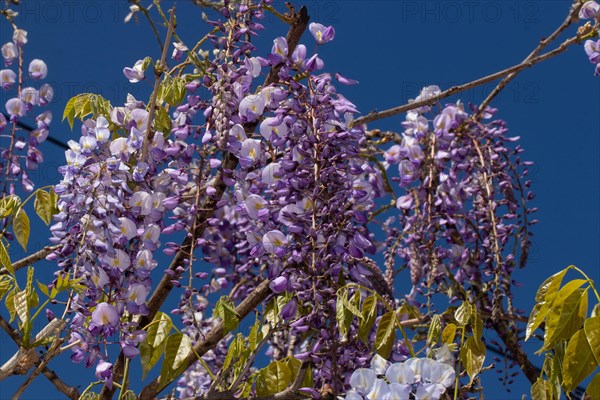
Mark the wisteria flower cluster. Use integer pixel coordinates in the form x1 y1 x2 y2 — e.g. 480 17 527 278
1 24 53 194
343 354 455 400
379 84 536 323
580 1 600 76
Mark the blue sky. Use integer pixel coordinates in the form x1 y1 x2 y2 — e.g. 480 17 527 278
1 1 599 399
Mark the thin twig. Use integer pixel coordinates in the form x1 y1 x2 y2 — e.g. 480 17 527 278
350 33 586 128
0 245 59 276
140 5 177 161
476 2 584 117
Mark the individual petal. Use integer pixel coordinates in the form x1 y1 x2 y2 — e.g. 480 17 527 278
28 59 47 79
370 354 389 375
414 383 447 400
269 276 288 293
262 230 288 254
349 368 377 395
367 378 390 399
92 303 119 327
386 362 416 384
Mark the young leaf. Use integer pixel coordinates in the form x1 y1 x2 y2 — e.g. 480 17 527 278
442 323 457 344
531 378 553 400
214 296 240 333
0 241 13 275
14 289 29 325
454 301 471 326
586 373 600 400
158 333 192 389
140 312 173 379
62 95 77 129
358 294 377 343
342 291 363 320
285 356 313 388
336 291 350 341
0 275 13 301
584 317 600 365
375 310 396 359
527 268 571 340
36 280 49 297
459 336 486 384
5 288 16 322
540 286 588 352
248 319 263 352
13 208 30 250
256 360 292 396
562 328 597 393
427 315 442 346
34 190 54 225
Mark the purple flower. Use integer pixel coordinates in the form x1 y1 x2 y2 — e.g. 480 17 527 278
239 94 266 121
1 42 17 65
269 276 288 293
584 39 600 64
269 37 288 65
92 302 119 327
123 59 145 83
5 98 26 118
0 69 16 89
13 29 28 46
28 59 47 80
579 1 599 19
95 360 113 389
309 22 336 44
335 73 359 85
262 230 288 255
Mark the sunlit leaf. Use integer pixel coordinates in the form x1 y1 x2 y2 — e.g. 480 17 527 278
158 333 192 389
454 301 471 326
375 310 396 359
427 315 442 346
460 336 485 384
0 241 13 275
34 190 54 225
256 360 292 396
442 323 457 344
562 328 597 392
140 312 172 379
531 378 552 400
527 268 571 340
13 208 30 251
213 295 239 334
586 373 600 400
584 317 600 365
541 286 588 352
358 294 377 343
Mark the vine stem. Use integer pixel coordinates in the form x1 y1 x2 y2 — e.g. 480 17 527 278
139 5 177 162
350 31 590 128
476 1 585 118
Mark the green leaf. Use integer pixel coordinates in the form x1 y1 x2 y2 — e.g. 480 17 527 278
358 294 377 343
442 323 457 344
213 296 239 333
562 328 597 393
472 312 484 341
248 319 263 352
586 373 600 400
13 208 30 251
540 286 588 352
336 291 351 341
460 336 486 384
454 301 471 326
5 288 16 322
256 360 292 396
222 334 246 373
375 310 396 359
0 275 13 301
14 289 29 325
427 315 442 346
527 268 571 340
158 333 192 390
0 241 13 275
62 95 77 129
342 291 363 320
140 312 172 379
285 356 313 388
531 378 553 400
34 190 54 225
584 317 600 365
154 107 172 135
36 280 49 297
